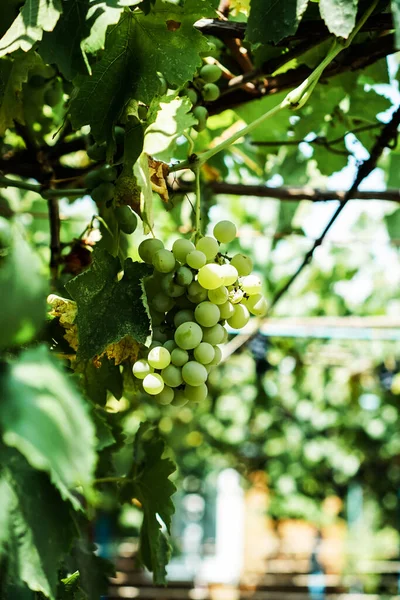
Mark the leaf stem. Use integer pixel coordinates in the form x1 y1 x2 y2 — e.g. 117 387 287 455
0 175 86 198
194 164 202 240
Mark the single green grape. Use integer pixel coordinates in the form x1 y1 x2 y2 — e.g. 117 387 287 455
91 182 115 204
151 292 174 313
84 169 103 190
87 143 107 162
241 274 262 296
186 88 198 105
176 266 193 287
157 386 174 405
187 250 206 269
202 83 220 102
213 220 237 244
163 339 177 352
172 238 195 262
245 293 268 317
161 364 183 387
99 165 118 182
143 373 164 395
174 309 195 328
193 342 215 365
152 249 176 273
220 263 238 286
208 286 229 305
171 347 189 367
115 205 138 234
174 321 203 349
133 359 153 379
193 106 208 132
227 303 250 329
187 281 208 303
171 390 189 406
182 361 208 386
195 301 220 327
196 236 219 261
220 327 229 344
147 346 171 369
230 253 253 276
200 64 222 83
184 383 208 402
139 238 164 263
201 323 225 345
209 345 222 366
197 264 223 290
219 300 235 320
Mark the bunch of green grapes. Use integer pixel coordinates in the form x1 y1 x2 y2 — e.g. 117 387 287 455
133 220 267 406
183 61 223 133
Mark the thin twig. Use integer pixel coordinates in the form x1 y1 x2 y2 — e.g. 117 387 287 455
172 181 400 203
48 197 61 280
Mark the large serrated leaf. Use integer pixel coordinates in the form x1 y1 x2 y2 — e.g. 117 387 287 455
319 0 358 39
0 52 42 135
0 346 97 507
0 0 62 57
39 0 137 79
246 0 309 45
123 425 176 584
66 249 152 360
1 449 75 599
70 0 215 143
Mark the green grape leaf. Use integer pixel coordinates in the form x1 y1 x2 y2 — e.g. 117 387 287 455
0 220 47 349
70 0 214 143
123 424 176 584
0 51 42 135
312 142 349 176
39 0 138 80
66 249 152 360
144 95 197 160
319 0 358 39
348 88 392 123
246 0 309 45
0 346 97 507
70 536 115 600
76 356 123 405
38 0 91 80
0 0 62 57
91 408 116 451
1 449 75 599
393 0 400 49
387 153 400 189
